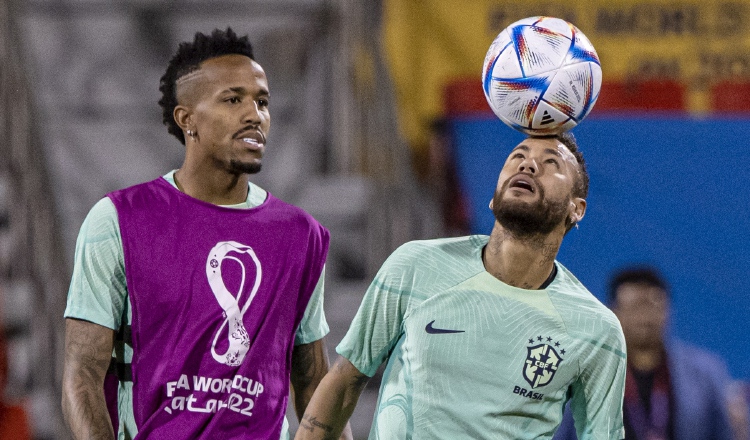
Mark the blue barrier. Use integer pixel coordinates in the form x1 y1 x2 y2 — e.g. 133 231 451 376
450 115 750 379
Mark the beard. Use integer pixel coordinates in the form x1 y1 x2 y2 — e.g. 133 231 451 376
492 180 569 238
228 159 262 175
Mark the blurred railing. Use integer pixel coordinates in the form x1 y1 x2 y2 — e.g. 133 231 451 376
329 0 442 277
0 0 70 438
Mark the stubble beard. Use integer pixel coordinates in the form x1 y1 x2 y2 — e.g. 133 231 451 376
228 160 262 175
492 181 569 238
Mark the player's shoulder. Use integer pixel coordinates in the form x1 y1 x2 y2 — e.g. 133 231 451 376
265 194 328 230
88 196 117 218
106 177 180 213
108 177 163 198
391 235 484 259
267 195 313 218
375 235 485 284
550 263 623 336
81 197 119 233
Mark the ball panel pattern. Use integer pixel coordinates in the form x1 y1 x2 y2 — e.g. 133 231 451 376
488 74 552 127
515 25 570 77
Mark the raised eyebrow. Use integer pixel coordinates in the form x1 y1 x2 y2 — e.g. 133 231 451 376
544 148 563 158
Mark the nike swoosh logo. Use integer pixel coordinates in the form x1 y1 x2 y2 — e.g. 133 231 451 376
425 320 465 334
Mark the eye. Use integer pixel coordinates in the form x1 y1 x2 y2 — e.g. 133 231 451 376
258 98 269 108
545 158 559 166
225 96 241 104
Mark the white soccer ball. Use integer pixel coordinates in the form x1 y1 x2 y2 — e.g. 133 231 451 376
482 16 602 135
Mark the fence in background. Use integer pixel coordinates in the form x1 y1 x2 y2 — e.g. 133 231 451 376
0 0 70 438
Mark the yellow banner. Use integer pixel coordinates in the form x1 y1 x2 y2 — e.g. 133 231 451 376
383 0 750 151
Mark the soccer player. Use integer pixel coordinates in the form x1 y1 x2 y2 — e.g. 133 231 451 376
61 28 351 440
295 133 626 440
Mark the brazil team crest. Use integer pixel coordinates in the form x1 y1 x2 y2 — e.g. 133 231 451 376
523 338 564 389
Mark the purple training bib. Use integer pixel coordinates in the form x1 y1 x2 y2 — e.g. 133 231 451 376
108 178 329 439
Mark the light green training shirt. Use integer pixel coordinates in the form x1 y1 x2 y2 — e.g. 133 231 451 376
338 235 626 440
64 171 329 440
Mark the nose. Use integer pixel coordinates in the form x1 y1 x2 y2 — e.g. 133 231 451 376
518 156 537 174
243 101 262 125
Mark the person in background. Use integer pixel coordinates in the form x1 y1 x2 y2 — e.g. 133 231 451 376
554 266 734 440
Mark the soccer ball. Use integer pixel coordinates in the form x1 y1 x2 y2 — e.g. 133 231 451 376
482 16 602 135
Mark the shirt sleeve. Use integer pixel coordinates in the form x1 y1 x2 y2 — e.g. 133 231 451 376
569 321 627 440
336 243 416 377
64 197 128 330
294 265 329 345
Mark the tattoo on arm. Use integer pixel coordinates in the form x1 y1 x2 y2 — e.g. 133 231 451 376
62 319 116 440
299 414 335 433
332 356 370 392
290 340 330 417
350 371 370 391
291 341 329 387
295 356 364 440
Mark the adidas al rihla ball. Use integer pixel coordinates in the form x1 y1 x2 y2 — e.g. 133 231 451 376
482 16 602 135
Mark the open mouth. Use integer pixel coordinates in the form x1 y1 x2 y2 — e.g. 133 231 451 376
235 127 266 146
509 176 535 193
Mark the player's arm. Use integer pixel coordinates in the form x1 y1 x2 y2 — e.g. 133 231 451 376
289 339 327 412
290 341 354 440
294 242 418 439
290 266 352 440
295 356 369 440
61 318 116 440
569 323 627 440
62 198 127 440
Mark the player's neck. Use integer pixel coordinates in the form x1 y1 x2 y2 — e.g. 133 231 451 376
173 165 250 205
483 224 561 290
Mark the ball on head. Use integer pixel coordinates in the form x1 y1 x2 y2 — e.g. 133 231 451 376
482 16 602 135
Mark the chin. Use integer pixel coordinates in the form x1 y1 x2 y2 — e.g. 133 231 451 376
229 161 262 175
493 198 567 237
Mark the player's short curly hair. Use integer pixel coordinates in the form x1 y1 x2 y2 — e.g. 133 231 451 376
549 131 589 200
158 27 255 145
608 266 670 305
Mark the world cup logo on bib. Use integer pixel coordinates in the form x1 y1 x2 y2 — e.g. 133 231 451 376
206 241 262 366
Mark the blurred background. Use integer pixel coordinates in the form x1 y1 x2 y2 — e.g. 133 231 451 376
0 0 749 438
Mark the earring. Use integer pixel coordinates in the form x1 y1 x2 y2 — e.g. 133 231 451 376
187 130 196 137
